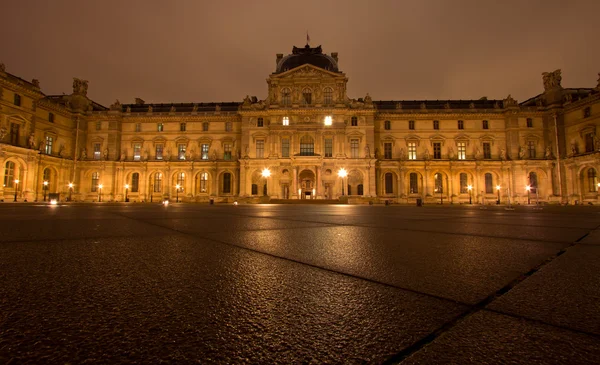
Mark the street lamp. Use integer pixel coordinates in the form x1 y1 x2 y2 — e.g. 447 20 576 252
261 168 271 196
338 168 347 196
125 184 129 202
467 185 472 204
175 184 180 203
496 185 501 205
14 179 19 202
43 180 48 202
98 184 103 202
68 183 74 202
526 185 531 205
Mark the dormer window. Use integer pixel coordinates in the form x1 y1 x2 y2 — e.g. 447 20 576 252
351 116 358 126
281 88 291 106
584 107 591 118
257 117 264 127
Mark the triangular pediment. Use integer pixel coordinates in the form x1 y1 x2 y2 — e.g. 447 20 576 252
274 64 343 80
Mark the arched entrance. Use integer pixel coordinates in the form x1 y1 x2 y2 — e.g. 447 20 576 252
298 169 315 199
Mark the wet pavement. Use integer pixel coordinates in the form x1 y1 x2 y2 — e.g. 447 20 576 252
1 203 599 364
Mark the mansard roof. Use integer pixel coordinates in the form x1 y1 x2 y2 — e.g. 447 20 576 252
275 44 340 74
374 99 504 110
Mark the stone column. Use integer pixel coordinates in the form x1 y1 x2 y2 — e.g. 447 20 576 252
293 167 298 198
316 166 320 198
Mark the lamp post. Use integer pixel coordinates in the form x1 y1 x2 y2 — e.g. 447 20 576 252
496 185 501 205
338 168 347 197
125 184 129 202
68 183 73 202
98 184 103 202
261 168 271 197
175 184 180 203
14 179 19 202
467 185 472 204
43 181 48 202
526 185 531 205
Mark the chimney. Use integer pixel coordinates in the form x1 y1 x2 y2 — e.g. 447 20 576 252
276 53 283 66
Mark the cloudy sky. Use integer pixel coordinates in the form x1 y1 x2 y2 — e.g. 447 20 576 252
2 0 599 106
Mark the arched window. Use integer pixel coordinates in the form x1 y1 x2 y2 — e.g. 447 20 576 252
154 173 162 193
281 88 291 106
588 168 598 192
485 173 493 194
434 173 443 193
91 172 99 192
357 184 364 196
200 172 208 193
351 116 358 126
385 172 394 194
529 172 538 194
223 173 231 194
459 173 468 193
251 184 258 195
409 173 418 194
176 172 185 190
302 88 312 105
323 87 333 105
131 173 139 192
300 135 314 156
4 161 15 188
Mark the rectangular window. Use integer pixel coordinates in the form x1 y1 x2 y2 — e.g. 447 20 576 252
528 141 536 158
135 123 141 132
584 107 591 118
131 173 139 193
409 120 415 130
96 121 101 130
223 173 231 194
256 140 264 158
154 173 162 193
10 123 20 146
351 117 358 126
460 173 468 193
384 120 391 130
226 122 233 132
257 118 264 127
180 123 186 132
45 136 53 155
223 143 232 160
482 120 489 129
282 117 289 126
155 144 163 160
178 144 186 160
350 139 359 158
201 144 209 160
457 142 466 160
49 113 55 123
485 174 493 194
408 142 417 160
409 173 418 194
282 89 291 105
433 120 439 130
203 122 209 131
133 143 141 161
157 123 163 132
323 88 333 105
585 133 595 153
526 118 533 128
385 173 393 194
324 138 332 158
458 120 464 130
302 91 311 105
384 142 392 159
14 94 21 106
91 173 99 192
433 142 441 159
94 143 101 160
282 138 290 158
483 142 491 159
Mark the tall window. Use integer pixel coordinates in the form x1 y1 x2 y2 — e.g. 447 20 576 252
584 107 591 118
408 142 417 160
433 120 439 130
282 117 289 126
460 173 468 193
324 138 332 158
256 140 264 158
94 143 101 160
585 133 595 153
135 123 141 132
457 142 466 160
323 87 333 105
10 123 20 145
45 136 53 155
14 94 21 106
281 88 291 105
257 118 264 127
485 173 493 194
251 184 258 195
180 123 186 132
201 144 209 160
282 138 290 158
384 120 391 130
178 144 186 160
351 116 358 126
226 122 233 132
131 173 139 192
43 168 51 186
526 118 533 128
223 173 231 194
302 88 312 105
49 113 55 123
358 184 364 196
409 173 418 194
300 135 314 156
433 142 441 159
91 172 99 192
434 173 443 193
200 172 208 192
483 142 491 159
529 172 538 194
458 120 464 130
384 142 392 159
176 172 185 189
4 161 15 188
155 144 163 160
223 143 232 160
133 143 141 161
588 168 598 192
202 122 209 131
384 173 393 194
408 120 415 130
157 123 164 132
528 141 536 158
351 139 359 158
96 121 101 130
482 120 489 129
154 173 162 193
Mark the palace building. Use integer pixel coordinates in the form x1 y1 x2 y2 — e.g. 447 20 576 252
0 44 599 204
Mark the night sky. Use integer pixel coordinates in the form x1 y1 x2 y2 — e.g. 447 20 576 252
2 0 599 106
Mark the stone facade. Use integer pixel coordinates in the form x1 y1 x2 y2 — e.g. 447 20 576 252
0 47 598 204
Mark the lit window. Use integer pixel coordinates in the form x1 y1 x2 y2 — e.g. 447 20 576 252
176 172 185 189
155 144 163 160
201 144 209 160
178 144 186 160
223 143 232 160
91 172 99 192
457 142 466 160
157 123 163 132
408 142 417 160
282 116 289 126
460 173 468 193
133 144 141 161
324 116 332 126
434 173 443 193
409 173 418 194
588 168 598 192
45 136 53 155
94 143 101 160
200 172 208 192
154 173 162 192
4 161 15 188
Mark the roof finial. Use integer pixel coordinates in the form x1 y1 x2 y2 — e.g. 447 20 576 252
306 31 310 46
